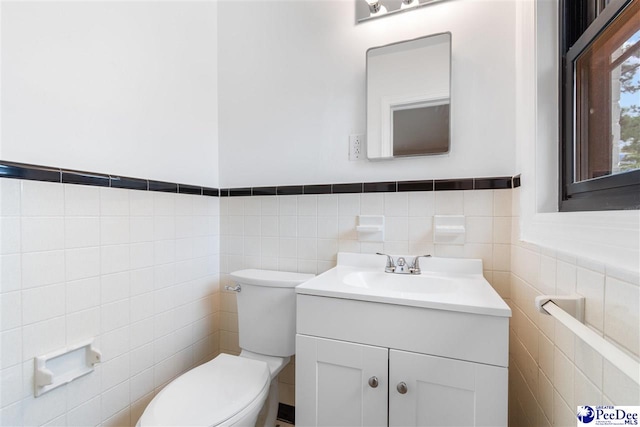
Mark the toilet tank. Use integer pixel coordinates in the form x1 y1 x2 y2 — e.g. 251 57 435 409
230 269 314 357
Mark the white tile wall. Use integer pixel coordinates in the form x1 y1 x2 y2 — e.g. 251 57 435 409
508 188 640 427
0 178 220 426
218 189 513 406
4 178 637 426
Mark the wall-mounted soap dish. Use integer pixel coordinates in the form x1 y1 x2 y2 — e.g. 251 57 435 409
357 215 385 242
433 215 465 245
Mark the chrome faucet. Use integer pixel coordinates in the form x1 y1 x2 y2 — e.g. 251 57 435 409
410 255 431 275
377 253 431 274
396 257 407 273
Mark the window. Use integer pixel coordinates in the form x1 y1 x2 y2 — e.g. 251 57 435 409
560 0 640 211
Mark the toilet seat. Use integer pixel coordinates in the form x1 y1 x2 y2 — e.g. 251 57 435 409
137 354 270 426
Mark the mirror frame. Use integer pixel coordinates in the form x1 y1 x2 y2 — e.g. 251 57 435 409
366 32 452 160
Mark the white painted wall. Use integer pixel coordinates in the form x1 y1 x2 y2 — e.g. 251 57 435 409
514 1 640 271
1 1 219 187
218 0 517 187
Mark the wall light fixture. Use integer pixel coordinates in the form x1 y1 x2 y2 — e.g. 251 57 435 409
356 0 445 22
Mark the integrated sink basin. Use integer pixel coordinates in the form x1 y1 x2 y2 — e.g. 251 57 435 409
296 252 511 316
343 271 457 295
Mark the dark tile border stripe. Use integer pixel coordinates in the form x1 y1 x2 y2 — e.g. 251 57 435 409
178 184 202 195
0 160 521 198
277 185 304 196
332 183 364 194
364 181 396 193
434 179 473 191
62 169 110 187
111 176 148 191
303 184 331 195
0 160 219 196
0 161 61 183
203 187 219 197
149 180 178 193
398 180 434 192
475 177 512 190
224 177 515 196
252 187 277 196
435 178 474 191
229 187 251 197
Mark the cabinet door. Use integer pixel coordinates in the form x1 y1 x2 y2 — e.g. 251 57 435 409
296 335 388 427
389 349 508 427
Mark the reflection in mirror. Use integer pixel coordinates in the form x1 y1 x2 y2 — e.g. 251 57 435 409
393 101 449 156
367 33 451 160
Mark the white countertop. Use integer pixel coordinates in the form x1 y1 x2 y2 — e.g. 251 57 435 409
296 252 512 317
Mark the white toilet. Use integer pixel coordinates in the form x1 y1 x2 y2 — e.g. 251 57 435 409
137 269 314 427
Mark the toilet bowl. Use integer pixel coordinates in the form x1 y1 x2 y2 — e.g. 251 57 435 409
136 269 314 427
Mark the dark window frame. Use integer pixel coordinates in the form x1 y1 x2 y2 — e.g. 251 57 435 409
559 0 640 211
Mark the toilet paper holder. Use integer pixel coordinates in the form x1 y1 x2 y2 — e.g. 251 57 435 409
34 339 101 397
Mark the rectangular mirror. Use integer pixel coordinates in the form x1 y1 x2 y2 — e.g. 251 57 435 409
366 33 451 159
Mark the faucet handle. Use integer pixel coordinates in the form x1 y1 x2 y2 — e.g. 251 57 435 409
376 252 396 273
410 254 432 274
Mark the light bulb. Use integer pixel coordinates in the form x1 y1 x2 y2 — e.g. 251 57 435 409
401 0 419 9
365 0 387 15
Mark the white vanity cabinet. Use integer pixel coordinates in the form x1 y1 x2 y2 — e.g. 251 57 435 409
295 294 509 427
388 348 507 427
296 336 389 427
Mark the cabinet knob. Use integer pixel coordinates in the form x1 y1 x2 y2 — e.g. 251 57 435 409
396 382 408 394
368 376 379 388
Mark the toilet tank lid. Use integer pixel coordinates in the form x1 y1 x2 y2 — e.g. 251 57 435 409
230 269 315 288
